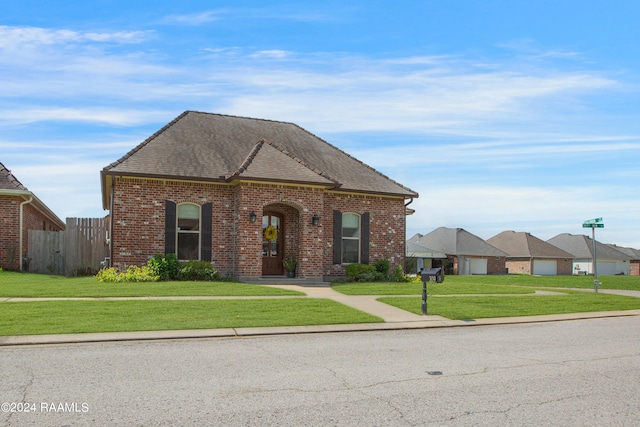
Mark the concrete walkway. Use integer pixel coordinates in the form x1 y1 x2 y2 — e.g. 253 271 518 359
1 284 640 346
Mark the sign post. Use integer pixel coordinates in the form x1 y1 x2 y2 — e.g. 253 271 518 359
582 217 604 292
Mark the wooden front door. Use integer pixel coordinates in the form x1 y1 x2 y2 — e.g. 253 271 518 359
262 212 284 275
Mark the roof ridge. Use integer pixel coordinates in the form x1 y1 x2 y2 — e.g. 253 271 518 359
103 111 190 171
230 139 266 178
186 110 299 127
262 139 341 185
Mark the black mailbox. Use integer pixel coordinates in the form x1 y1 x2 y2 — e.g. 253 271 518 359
420 267 444 283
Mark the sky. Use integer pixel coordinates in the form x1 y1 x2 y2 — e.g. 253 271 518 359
2 0 640 249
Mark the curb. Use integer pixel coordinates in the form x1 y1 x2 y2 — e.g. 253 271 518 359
2 310 639 347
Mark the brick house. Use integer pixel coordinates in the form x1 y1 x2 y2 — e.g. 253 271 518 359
487 230 574 275
101 111 418 281
0 162 65 270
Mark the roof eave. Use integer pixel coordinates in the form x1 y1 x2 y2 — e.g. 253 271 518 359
0 189 65 229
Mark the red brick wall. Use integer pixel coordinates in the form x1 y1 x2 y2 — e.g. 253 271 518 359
110 178 409 280
556 258 573 275
487 256 507 274
0 195 21 269
506 259 531 274
323 193 407 279
0 195 63 270
629 261 639 276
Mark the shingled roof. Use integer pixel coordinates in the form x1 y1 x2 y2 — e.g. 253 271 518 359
0 162 28 191
411 227 507 257
487 231 574 259
547 233 632 260
101 111 417 208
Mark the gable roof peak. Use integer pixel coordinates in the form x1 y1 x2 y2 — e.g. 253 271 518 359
0 161 28 191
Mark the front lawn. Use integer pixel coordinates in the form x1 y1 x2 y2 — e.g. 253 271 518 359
332 274 640 295
380 291 640 320
0 299 383 336
0 271 302 297
332 280 535 295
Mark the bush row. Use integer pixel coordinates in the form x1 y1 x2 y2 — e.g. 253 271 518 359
96 254 220 283
344 259 409 283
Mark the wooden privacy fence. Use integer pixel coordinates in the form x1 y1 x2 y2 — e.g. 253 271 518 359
27 217 109 276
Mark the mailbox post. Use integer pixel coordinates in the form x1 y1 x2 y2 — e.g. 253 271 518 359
420 268 444 315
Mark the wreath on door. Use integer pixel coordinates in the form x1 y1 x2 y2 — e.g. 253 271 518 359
263 225 278 241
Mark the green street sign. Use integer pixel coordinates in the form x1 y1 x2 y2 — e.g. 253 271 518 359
583 223 604 228
583 217 603 224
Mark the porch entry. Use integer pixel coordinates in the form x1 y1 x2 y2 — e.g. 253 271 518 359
262 212 284 275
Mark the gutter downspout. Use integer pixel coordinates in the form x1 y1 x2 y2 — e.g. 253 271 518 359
19 196 33 271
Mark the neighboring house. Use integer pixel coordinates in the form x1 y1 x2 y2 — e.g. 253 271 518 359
408 227 507 275
0 162 65 270
487 231 574 276
606 244 640 276
547 233 632 276
101 111 418 281
405 237 447 273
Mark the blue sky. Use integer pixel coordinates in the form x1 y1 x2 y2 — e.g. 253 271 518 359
2 1 639 248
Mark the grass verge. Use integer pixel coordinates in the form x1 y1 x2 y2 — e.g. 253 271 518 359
379 291 640 320
332 281 535 295
0 299 383 336
0 272 302 297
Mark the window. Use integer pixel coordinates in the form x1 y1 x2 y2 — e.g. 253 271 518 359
177 203 200 260
342 213 360 263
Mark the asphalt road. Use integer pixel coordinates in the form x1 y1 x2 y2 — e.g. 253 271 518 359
1 317 639 426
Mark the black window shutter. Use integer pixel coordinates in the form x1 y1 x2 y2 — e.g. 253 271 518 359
165 200 176 254
360 212 370 264
333 210 342 264
200 202 212 262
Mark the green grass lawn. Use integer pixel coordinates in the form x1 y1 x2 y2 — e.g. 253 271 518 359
1 271 639 336
0 299 383 336
332 280 535 295
333 274 640 295
379 291 640 320
0 271 303 297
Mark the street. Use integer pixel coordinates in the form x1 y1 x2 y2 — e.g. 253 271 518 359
1 317 639 426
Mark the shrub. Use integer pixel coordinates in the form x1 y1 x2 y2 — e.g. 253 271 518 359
374 258 390 275
345 263 376 281
391 265 410 282
95 267 120 283
95 265 160 283
0 267 3 273
148 253 180 281
122 265 160 282
177 260 219 281
357 271 387 282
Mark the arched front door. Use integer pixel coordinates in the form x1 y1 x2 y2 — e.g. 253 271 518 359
262 212 284 275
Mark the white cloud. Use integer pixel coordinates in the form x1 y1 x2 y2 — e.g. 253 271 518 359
0 108 172 126
0 25 150 48
162 11 222 25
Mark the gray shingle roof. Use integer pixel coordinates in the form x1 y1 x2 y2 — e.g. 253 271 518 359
102 111 417 199
0 162 28 191
406 240 447 258
606 244 640 261
547 233 632 260
487 231 574 259
412 227 507 257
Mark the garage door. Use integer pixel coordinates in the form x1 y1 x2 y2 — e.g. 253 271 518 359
469 258 487 275
533 260 557 276
597 261 616 276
